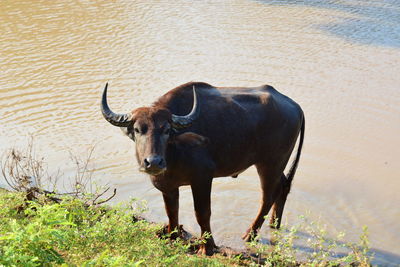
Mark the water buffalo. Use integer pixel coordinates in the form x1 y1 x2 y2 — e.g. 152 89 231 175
101 81 305 255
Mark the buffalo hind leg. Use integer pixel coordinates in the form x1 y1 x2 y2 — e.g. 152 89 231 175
191 177 216 256
269 174 291 229
162 188 180 239
242 164 281 242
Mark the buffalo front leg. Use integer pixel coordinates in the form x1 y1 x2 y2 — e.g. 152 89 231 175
191 178 216 256
162 188 180 239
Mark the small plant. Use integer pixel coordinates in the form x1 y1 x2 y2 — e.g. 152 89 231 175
339 226 372 266
1 137 49 192
0 196 73 265
299 216 372 266
245 215 373 266
1 137 116 206
246 219 298 267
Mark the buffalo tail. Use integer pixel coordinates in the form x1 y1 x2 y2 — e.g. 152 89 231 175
285 115 305 190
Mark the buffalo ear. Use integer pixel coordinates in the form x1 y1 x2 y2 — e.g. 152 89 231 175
120 120 135 141
120 127 135 141
172 132 209 147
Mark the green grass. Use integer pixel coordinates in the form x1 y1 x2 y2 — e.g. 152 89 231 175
0 189 373 266
0 190 243 266
247 216 372 267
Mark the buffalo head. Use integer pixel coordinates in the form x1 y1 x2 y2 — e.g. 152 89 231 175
100 83 201 176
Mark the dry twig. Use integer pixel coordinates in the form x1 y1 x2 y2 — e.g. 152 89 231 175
1 137 116 206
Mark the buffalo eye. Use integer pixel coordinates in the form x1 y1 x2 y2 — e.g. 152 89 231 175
134 125 147 135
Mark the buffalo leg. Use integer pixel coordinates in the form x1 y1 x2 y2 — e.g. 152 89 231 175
191 178 216 255
269 174 290 229
242 164 281 242
162 188 180 239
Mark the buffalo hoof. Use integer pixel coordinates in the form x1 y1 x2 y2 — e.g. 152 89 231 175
197 243 217 256
157 224 190 240
242 229 258 243
196 236 217 256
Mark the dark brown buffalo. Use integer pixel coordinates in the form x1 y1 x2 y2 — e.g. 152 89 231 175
101 81 305 255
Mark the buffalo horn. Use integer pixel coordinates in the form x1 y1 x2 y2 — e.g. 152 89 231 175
171 85 199 129
101 83 132 127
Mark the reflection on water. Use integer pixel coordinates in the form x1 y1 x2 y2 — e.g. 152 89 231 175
1 1 399 265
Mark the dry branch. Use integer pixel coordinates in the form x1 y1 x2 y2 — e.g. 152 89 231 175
1 137 116 206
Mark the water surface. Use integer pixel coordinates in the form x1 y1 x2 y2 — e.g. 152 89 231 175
1 1 399 265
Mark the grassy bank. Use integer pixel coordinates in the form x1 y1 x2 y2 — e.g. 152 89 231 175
0 144 372 266
0 189 373 266
0 189 244 266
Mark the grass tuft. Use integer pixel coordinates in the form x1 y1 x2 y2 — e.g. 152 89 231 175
0 190 243 266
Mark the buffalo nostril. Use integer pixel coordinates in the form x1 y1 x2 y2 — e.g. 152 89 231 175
144 156 166 170
144 158 151 168
158 158 165 168
144 156 165 169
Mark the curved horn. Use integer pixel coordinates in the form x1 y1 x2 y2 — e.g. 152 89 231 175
101 83 132 127
171 85 200 129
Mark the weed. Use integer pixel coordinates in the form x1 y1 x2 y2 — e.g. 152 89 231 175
246 215 372 266
0 191 242 266
1 138 116 206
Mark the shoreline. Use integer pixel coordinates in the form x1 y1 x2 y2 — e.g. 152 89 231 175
0 188 372 266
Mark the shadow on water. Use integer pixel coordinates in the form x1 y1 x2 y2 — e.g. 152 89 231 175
255 0 400 48
258 230 400 266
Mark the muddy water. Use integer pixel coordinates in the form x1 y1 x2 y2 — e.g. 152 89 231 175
1 0 399 264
